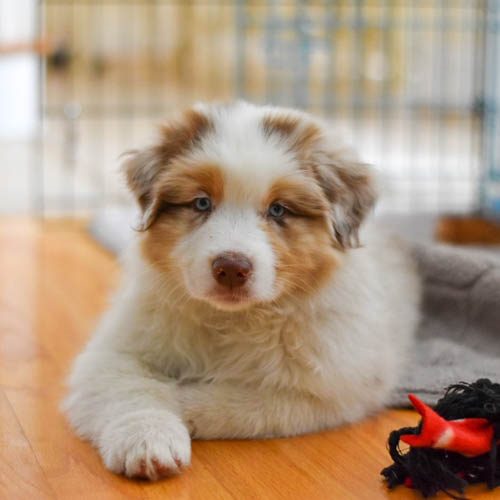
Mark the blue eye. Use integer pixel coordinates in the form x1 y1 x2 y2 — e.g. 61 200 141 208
194 197 212 212
268 203 286 218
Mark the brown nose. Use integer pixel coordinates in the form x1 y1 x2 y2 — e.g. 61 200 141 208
212 253 253 289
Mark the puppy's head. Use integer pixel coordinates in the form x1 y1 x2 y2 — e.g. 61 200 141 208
124 102 376 311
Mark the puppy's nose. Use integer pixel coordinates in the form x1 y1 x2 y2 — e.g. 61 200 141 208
212 253 253 289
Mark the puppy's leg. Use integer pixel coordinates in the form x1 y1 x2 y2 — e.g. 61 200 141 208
63 349 190 480
179 383 341 439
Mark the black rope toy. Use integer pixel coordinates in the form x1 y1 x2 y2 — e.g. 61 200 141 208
381 378 500 499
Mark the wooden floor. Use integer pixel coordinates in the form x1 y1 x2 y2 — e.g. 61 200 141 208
0 218 492 500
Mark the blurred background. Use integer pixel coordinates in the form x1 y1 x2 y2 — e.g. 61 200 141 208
2 0 500 234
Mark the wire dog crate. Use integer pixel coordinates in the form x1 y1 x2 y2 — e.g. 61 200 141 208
19 1 500 215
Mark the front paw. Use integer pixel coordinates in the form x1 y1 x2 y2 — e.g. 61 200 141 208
99 409 191 480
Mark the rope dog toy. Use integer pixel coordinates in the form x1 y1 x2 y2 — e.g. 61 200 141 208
381 379 500 499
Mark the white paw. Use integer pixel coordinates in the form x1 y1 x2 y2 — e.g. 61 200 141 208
99 410 191 480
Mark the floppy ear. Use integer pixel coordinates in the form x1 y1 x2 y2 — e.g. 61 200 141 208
121 147 165 230
313 154 377 249
122 109 213 230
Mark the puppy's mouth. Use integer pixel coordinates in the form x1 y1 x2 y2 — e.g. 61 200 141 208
207 286 254 310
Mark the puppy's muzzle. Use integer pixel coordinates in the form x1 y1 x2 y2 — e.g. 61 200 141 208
212 253 253 289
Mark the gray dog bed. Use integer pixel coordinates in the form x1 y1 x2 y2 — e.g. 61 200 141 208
391 242 500 405
89 208 500 407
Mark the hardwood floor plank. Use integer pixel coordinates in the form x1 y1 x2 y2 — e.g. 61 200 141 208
0 388 55 500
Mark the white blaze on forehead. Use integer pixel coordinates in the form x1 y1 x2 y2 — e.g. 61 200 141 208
191 102 302 203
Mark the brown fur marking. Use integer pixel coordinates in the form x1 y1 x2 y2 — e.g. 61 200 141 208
154 163 225 207
265 176 329 217
124 109 214 214
262 115 300 138
262 114 322 160
157 110 214 165
262 215 339 298
262 113 375 249
141 206 198 278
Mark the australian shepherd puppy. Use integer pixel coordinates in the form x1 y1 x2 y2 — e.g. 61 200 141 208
64 101 421 480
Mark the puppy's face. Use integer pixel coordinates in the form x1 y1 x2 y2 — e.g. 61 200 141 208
124 102 376 311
